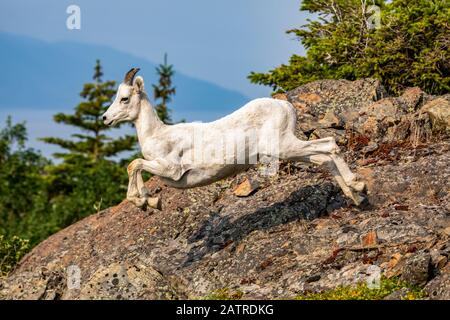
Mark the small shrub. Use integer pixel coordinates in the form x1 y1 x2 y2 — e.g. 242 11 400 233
295 277 426 300
0 235 30 276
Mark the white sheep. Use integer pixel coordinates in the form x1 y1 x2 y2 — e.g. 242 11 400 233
103 68 366 209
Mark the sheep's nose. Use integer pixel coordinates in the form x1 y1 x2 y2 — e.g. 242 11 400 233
102 116 107 121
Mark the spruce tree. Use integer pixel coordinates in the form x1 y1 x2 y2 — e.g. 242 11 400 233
153 54 176 124
41 60 136 162
249 0 449 95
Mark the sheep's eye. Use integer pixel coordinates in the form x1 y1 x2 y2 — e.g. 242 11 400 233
121 97 129 103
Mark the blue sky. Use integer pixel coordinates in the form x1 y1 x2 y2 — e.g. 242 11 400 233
0 0 308 98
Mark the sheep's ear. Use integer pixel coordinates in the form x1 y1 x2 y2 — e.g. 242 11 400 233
133 76 145 93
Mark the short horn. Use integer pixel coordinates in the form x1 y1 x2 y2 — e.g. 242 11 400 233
124 67 140 85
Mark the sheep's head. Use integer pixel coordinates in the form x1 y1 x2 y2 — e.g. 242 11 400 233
103 67 145 126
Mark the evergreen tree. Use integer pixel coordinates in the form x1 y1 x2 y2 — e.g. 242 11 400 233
41 60 136 162
0 117 50 244
153 54 176 124
248 0 449 95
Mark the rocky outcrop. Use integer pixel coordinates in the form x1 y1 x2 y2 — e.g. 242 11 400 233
287 79 448 149
1 79 449 300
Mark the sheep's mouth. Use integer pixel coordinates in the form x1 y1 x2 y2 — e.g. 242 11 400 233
104 119 116 126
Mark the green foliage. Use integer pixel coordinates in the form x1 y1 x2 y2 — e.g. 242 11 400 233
0 235 30 276
201 288 244 300
47 159 128 228
0 116 128 249
153 54 176 124
295 277 426 300
249 0 450 95
41 59 136 162
0 117 50 244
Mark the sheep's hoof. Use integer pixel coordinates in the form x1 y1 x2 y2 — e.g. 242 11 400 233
349 180 366 193
346 187 371 210
346 188 367 207
147 197 162 210
128 196 147 209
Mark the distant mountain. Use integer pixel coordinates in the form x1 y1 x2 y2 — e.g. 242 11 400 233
0 33 249 122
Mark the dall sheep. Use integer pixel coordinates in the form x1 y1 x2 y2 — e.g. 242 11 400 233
103 68 366 209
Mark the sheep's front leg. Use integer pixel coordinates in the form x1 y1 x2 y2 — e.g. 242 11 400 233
127 163 147 208
127 158 184 209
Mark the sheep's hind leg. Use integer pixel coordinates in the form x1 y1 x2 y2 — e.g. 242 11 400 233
308 154 366 206
280 136 365 205
329 153 366 192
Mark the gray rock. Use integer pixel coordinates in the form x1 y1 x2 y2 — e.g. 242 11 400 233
287 78 387 119
422 98 450 133
384 288 412 300
400 252 431 286
424 274 450 300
